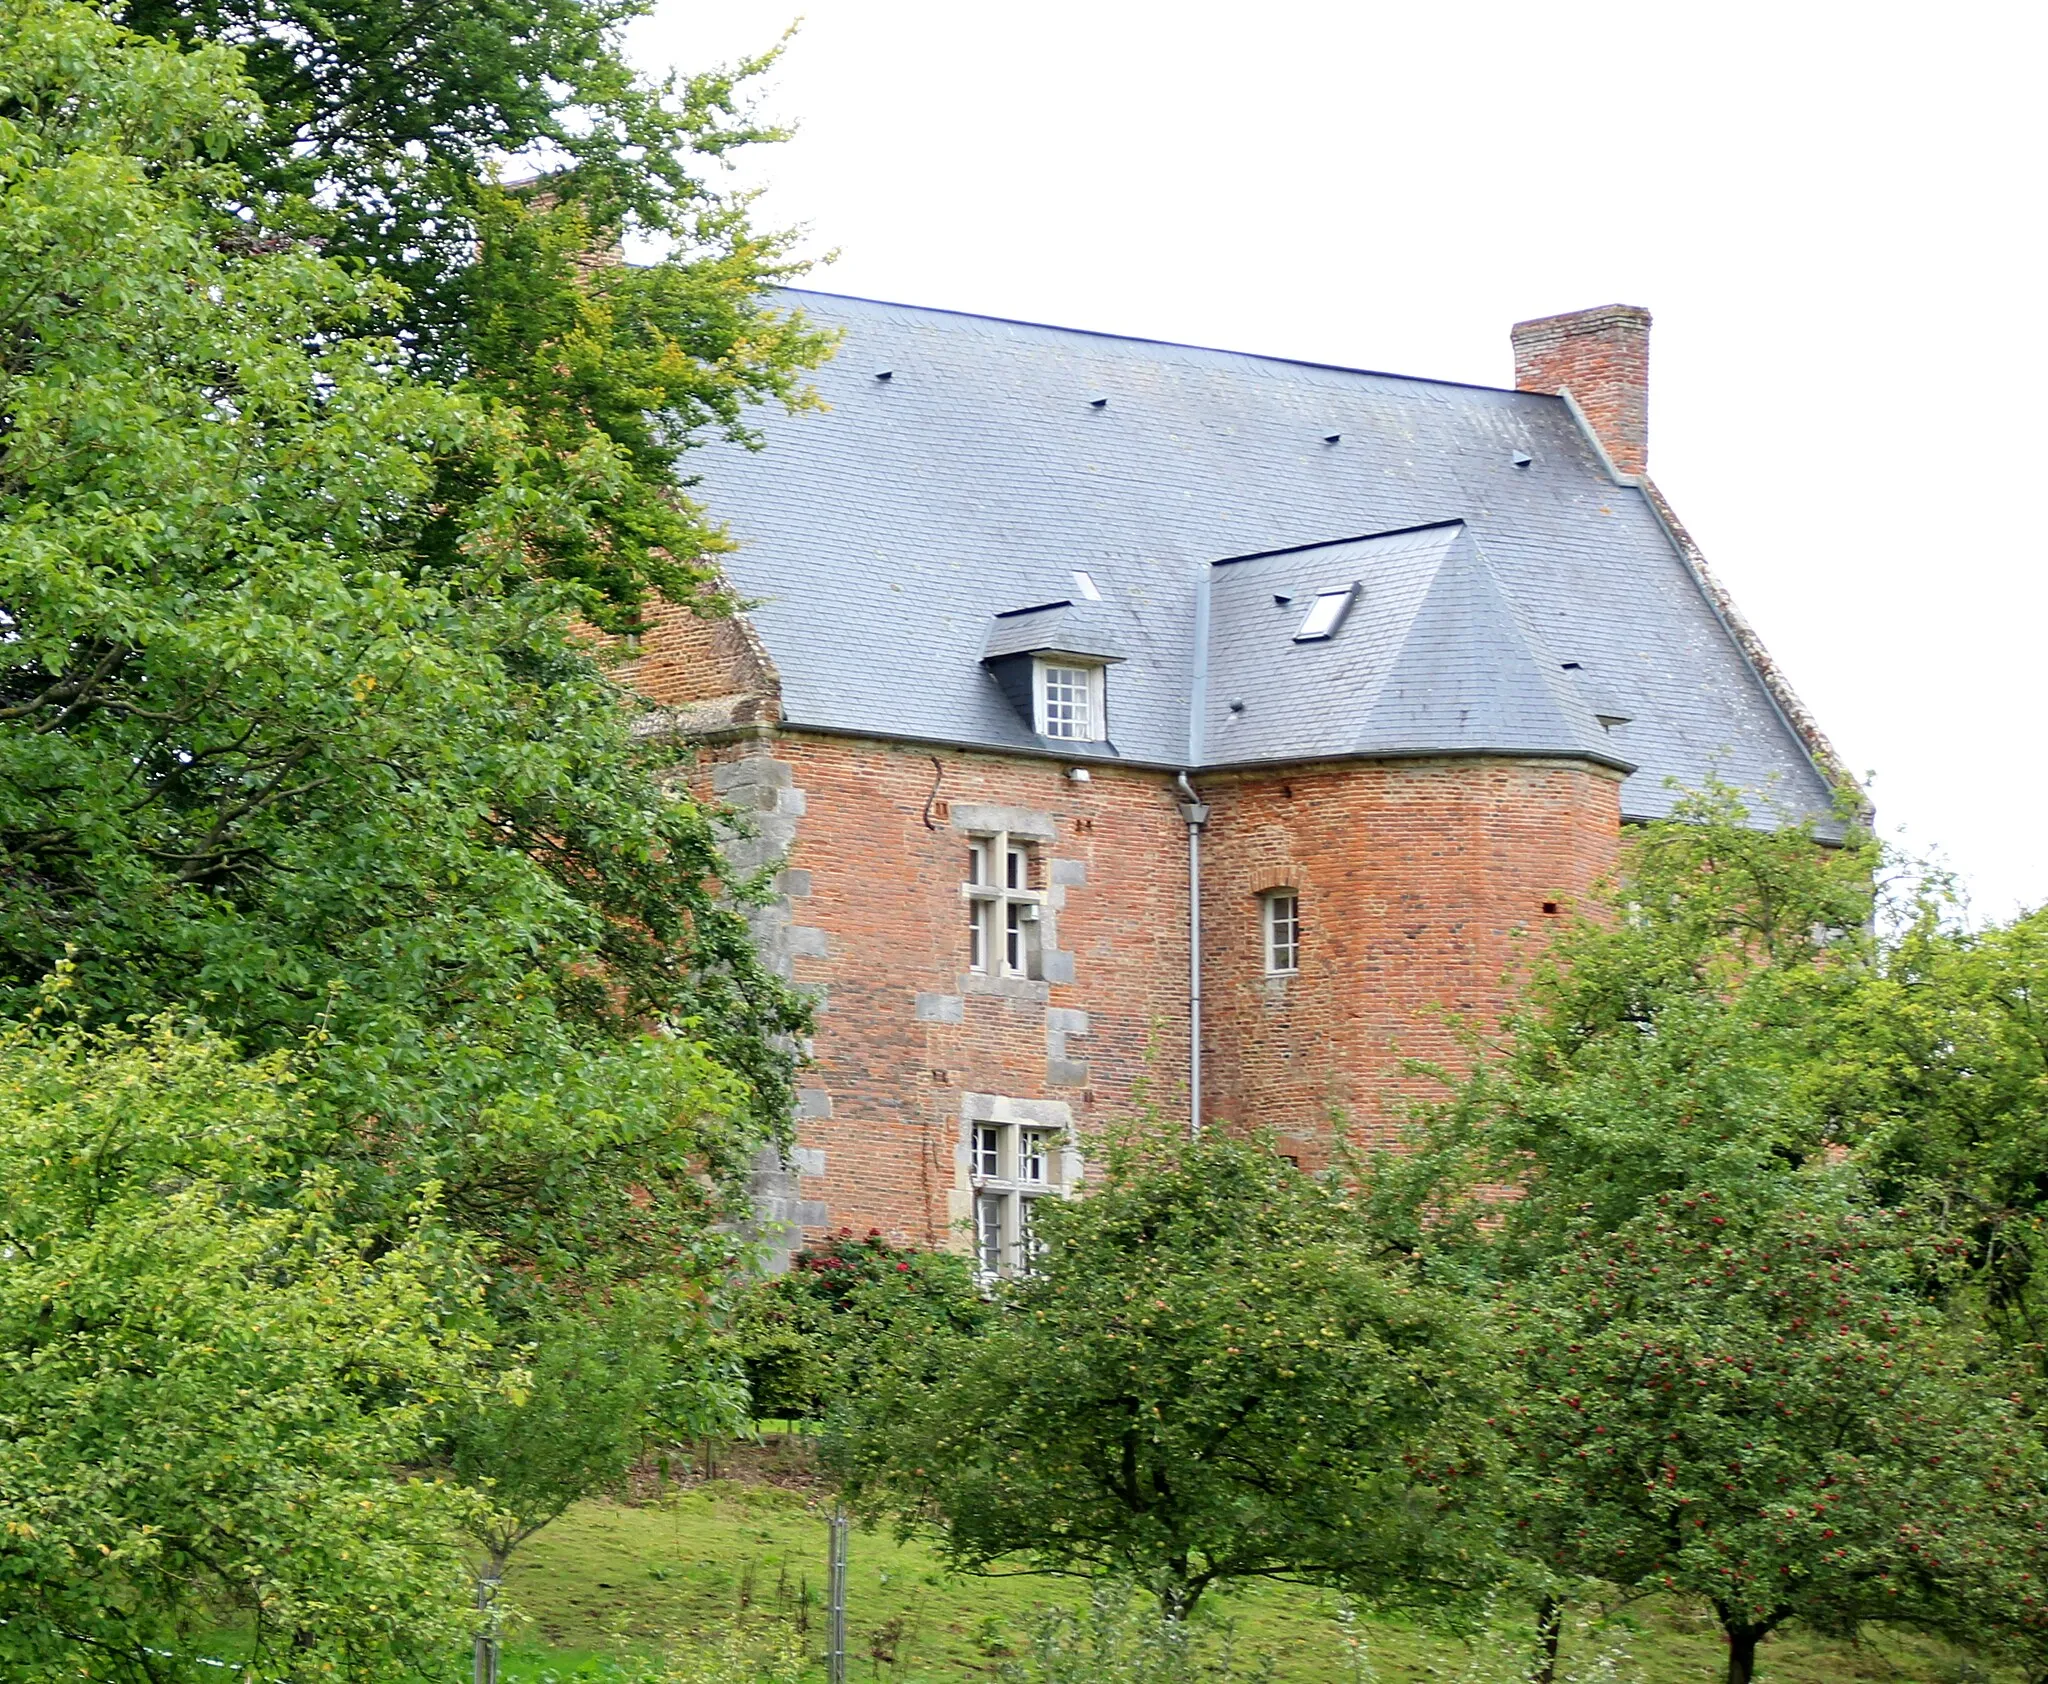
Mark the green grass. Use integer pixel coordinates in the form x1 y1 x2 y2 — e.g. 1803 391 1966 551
494 1477 2005 1684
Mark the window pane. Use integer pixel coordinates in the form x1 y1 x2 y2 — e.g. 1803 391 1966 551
975 1193 1005 1276
1015 1196 1039 1271
969 899 991 972
1020 1129 1049 1184
1005 846 1026 890
974 1123 1001 1179
967 840 989 885
1005 902 1025 973
1040 664 1093 740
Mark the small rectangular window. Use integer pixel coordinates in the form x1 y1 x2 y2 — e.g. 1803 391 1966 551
1293 587 1355 643
1036 661 1101 741
1004 901 1028 974
1005 846 1027 890
968 840 990 885
974 1124 1001 1179
968 898 991 972
1264 891 1300 974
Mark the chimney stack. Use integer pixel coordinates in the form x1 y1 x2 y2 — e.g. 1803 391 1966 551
1511 304 1652 478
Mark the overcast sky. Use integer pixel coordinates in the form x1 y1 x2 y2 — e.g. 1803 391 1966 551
626 0 2047 921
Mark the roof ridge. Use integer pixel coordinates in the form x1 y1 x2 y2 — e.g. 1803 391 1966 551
773 287 1543 399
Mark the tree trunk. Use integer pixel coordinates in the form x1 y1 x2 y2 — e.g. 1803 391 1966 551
1532 1595 1563 1684
1725 1624 1762 1684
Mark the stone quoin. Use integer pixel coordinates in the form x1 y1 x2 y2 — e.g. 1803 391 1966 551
613 296 1846 1272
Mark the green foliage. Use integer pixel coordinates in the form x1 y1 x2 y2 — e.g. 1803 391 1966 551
730 1230 990 1423
0 0 809 1643
120 0 837 628
834 1133 1502 1622
1382 790 2048 1681
446 1290 750 1574
1374 786 1882 1276
1828 907 2048 1362
996 1582 1275 1684
1496 1185 2048 1682
0 0 799 1236
0 1009 489 1682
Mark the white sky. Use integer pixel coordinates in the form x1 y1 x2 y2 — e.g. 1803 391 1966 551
628 0 2047 922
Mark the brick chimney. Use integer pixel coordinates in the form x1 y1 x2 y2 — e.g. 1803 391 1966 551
1511 304 1652 477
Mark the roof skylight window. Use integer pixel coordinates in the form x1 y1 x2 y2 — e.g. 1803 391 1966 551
1071 570 1102 601
1292 587 1355 643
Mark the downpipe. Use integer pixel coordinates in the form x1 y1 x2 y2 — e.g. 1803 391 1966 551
1174 772 1209 1138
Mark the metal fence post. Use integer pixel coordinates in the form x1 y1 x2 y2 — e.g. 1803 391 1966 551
826 1507 848 1684
474 1568 501 1684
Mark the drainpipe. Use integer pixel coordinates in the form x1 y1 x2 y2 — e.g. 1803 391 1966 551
1174 772 1209 1138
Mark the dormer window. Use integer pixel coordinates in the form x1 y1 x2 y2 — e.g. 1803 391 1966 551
1034 660 1104 741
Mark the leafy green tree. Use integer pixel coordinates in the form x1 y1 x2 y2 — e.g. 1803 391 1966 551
730 1230 991 1424
1496 1185 2048 1684
120 0 836 626
0 0 804 1631
835 1133 1502 1622
0 0 795 1234
0 1008 492 1683
1372 787 1881 1273
1830 907 2048 1362
1384 791 2048 1681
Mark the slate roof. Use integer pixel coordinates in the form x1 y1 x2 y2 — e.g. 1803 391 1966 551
691 290 1837 826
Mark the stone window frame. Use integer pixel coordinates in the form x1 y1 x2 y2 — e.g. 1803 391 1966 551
962 1095 1079 1281
1032 657 1106 742
964 832 1044 979
1262 887 1301 975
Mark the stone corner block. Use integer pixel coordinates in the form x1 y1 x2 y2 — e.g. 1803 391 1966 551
915 991 965 1023
1046 1056 1090 1089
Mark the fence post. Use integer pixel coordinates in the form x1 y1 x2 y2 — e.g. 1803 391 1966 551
826 1506 849 1684
474 1568 501 1684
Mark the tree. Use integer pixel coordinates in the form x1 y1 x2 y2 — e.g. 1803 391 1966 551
1497 1185 2048 1684
1831 907 2048 1364
0 0 795 1239
1371 786 1881 1276
730 1229 991 1424
0 0 799 1631
834 1133 1502 1623
119 0 837 627
1382 791 2048 1681
0 1007 492 1683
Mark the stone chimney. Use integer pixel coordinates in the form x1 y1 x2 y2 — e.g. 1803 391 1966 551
1511 304 1652 478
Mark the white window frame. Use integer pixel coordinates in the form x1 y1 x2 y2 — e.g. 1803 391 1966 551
968 1118 1067 1279
964 832 1043 978
1263 889 1300 975
1033 658 1106 742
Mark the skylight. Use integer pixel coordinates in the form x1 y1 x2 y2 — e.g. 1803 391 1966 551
1071 570 1102 601
1292 587 1355 643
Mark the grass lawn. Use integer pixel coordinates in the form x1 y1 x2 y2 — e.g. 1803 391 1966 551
489 1465 2003 1684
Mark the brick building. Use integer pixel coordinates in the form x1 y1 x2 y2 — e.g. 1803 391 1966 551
617 298 1844 1273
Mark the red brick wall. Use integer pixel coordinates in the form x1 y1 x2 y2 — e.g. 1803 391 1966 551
1198 757 1623 1161
680 725 1622 1247
606 595 781 719
1511 305 1652 477
691 732 1194 1251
